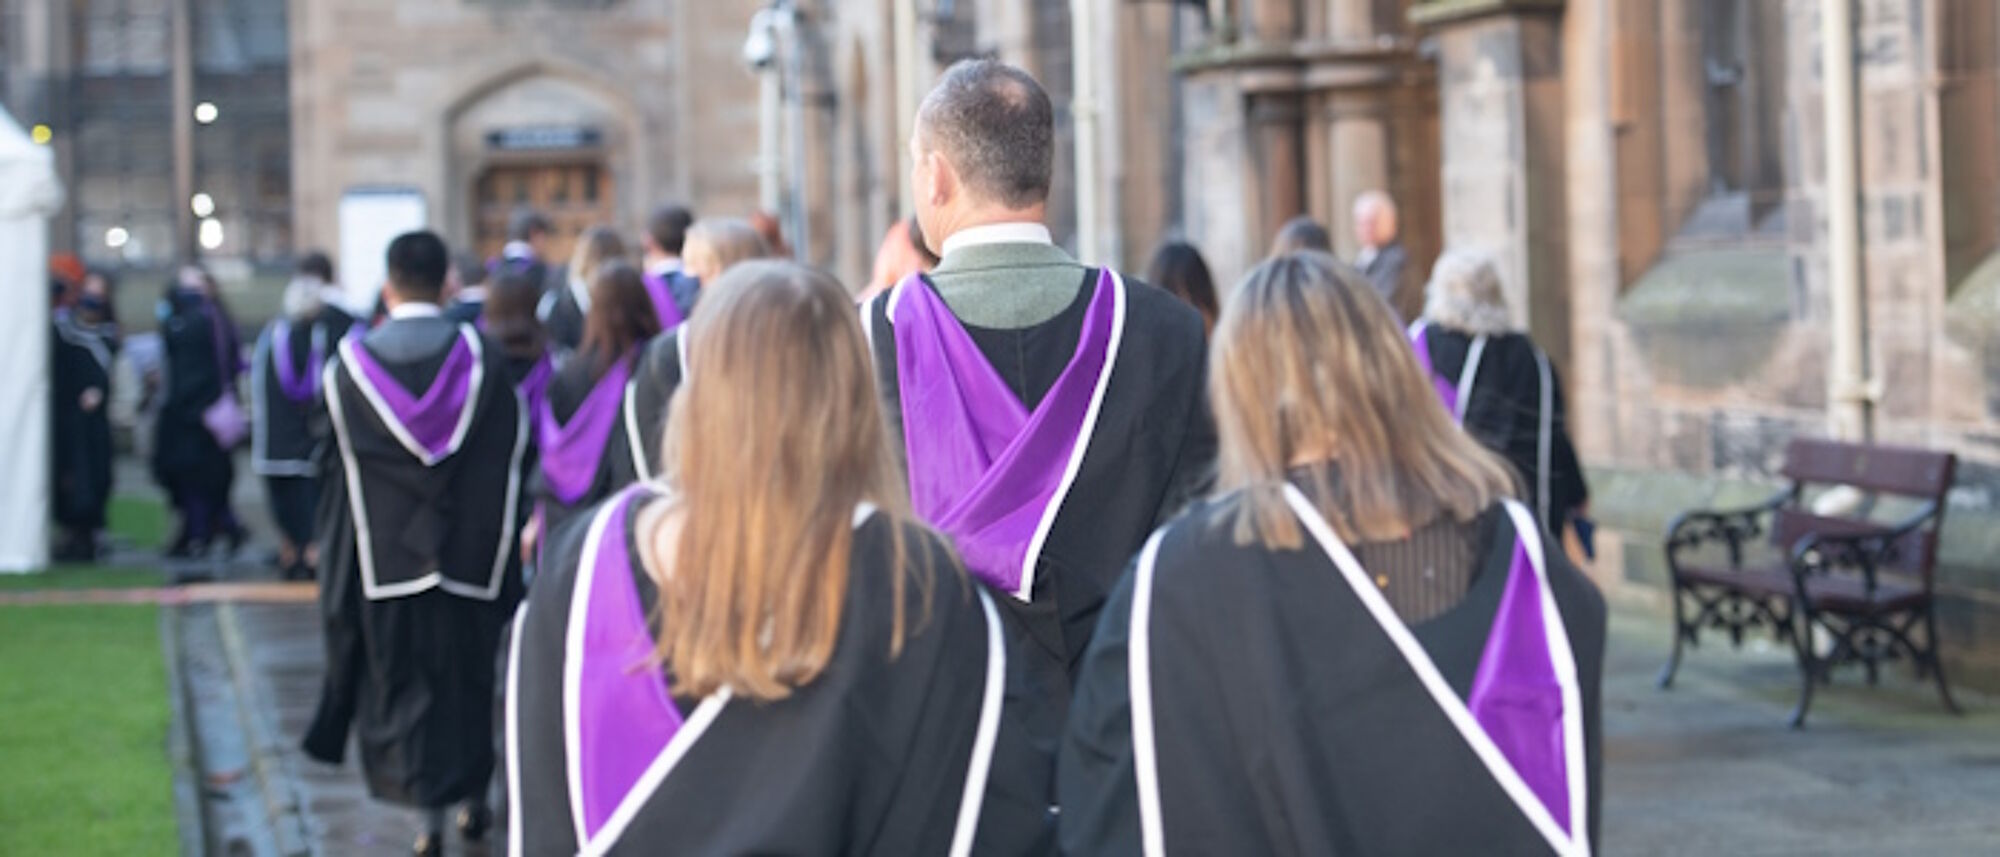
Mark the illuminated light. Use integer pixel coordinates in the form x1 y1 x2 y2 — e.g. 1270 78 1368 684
190 193 215 217
105 227 130 249
30 124 52 145
198 218 225 250
194 102 218 124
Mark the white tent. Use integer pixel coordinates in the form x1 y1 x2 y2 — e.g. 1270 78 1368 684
0 107 65 572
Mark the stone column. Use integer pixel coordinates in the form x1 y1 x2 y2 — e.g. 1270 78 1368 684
1415 0 1573 373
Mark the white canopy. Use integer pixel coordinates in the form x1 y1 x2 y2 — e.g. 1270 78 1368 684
0 106 65 572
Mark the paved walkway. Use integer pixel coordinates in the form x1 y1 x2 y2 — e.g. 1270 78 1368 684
183 592 2000 856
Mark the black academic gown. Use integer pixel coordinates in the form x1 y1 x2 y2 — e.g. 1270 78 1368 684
1059 491 1607 856
1420 328 1589 533
51 314 117 531
618 326 686 485
529 353 647 541
151 290 237 516
508 487 1047 855
863 270 1217 825
540 282 587 352
253 308 356 546
304 315 529 810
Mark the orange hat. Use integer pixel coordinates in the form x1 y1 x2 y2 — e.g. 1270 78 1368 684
49 253 85 287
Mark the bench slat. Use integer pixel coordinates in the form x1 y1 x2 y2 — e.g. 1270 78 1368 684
1780 438 1956 499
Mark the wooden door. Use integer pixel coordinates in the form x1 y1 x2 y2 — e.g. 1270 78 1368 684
473 161 615 265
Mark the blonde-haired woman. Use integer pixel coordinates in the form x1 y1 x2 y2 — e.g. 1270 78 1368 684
683 218 771 287
507 261 1042 855
539 225 629 351
1060 252 1605 856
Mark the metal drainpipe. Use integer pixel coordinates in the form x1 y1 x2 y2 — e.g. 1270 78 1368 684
1070 0 1101 264
1821 0 1874 441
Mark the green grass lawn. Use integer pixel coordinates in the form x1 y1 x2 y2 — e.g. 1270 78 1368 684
107 493 171 551
0 493 178 591
0 605 176 854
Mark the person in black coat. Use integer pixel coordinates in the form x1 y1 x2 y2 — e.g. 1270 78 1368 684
152 265 247 559
252 253 355 578
51 269 121 561
1409 247 1590 540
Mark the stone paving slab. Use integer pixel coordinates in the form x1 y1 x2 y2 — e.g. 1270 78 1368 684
208 592 2000 856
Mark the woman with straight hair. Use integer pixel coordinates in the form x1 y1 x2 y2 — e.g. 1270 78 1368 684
527 260 661 553
507 261 1038 855
682 218 771 287
1060 252 1606 857
540 225 630 351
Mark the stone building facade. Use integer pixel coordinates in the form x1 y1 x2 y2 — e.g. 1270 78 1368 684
288 0 768 265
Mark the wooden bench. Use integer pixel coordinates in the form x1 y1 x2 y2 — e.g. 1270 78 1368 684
1657 438 1958 727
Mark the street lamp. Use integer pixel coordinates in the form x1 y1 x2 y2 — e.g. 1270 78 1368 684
194 102 218 124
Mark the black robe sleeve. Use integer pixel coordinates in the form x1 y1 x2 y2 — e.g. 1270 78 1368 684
303 413 364 764
1055 560 1143 856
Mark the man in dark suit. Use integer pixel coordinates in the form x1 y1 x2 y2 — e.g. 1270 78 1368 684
1352 189 1407 309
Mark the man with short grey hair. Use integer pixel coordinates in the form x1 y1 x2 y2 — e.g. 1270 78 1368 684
1352 189 1406 306
863 58 1215 842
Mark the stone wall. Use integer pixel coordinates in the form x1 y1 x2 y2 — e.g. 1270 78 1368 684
289 0 766 257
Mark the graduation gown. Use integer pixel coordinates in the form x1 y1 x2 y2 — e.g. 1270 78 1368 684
862 269 1215 794
51 313 117 530
641 269 697 328
538 277 586 352
507 485 1047 855
530 352 646 541
251 308 355 478
151 289 239 510
1411 324 1589 533
304 316 530 809
1059 487 1606 856
617 326 687 486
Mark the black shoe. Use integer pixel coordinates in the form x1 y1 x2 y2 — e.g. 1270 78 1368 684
413 832 443 857
222 525 248 559
458 804 491 842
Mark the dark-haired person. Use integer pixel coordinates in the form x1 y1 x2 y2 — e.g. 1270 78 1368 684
507 261 1040 855
1409 248 1589 540
1060 252 1605 855
641 203 700 322
525 261 662 555
1269 214 1333 257
152 265 248 559
51 268 121 561
484 268 555 417
251 253 357 579
444 251 490 325
304 231 529 857
861 59 1214 833
1142 240 1219 333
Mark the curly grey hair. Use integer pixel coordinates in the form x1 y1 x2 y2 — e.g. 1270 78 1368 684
1422 248 1515 336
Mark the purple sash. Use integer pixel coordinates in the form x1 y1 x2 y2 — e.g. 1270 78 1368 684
892 271 1123 597
518 354 555 423
270 320 325 404
1286 487 1584 851
536 356 634 505
340 330 482 464
566 488 684 840
1469 534 1574 833
641 272 686 331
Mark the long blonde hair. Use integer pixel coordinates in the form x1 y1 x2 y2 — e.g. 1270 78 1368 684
645 260 926 700
1212 252 1517 548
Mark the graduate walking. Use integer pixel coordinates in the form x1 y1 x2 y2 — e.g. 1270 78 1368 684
1059 253 1606 856
1409 248 1590 540
507 262 1042 855
526 260 661 553
858 59 1215 833
251 253 355 579
303 232 530 857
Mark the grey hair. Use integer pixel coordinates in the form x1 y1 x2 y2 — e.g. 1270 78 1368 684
917 59 1054 209
1423 248 1515 336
